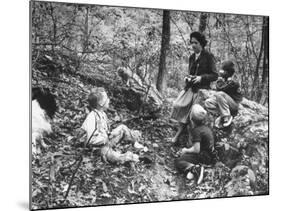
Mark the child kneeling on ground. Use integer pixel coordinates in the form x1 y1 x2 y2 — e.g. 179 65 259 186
79 87 145 164
174 104 215 184
205 60 243 128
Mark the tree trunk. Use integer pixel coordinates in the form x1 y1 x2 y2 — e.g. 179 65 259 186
259 17 269 104
156 10 170 93
49 3 57 53
83 6 89 53
251 20 264 100
199 13 208 33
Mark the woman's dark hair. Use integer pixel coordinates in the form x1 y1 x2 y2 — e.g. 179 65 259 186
190 31 208 48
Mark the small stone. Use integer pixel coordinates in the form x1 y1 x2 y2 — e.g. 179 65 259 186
152 143 159 148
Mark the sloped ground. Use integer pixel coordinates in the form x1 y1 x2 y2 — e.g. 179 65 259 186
31 67 268 210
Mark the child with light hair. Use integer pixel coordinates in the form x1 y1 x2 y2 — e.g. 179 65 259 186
79 87 145 164
174 104 215 184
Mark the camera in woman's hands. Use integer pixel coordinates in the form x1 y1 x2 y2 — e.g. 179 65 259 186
218 69 227 79
184 75 196 90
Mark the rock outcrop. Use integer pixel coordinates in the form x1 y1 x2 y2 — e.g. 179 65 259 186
197 89 268 196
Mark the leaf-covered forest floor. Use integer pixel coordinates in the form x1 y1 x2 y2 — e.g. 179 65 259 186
32 66 237 210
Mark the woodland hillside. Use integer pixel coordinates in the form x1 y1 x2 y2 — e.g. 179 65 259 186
31 1 269 104
31 1 269 210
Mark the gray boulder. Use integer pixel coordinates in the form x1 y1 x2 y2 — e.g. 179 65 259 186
197 89 268 196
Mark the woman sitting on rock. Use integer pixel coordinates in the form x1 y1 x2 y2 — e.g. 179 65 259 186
171 31 218 145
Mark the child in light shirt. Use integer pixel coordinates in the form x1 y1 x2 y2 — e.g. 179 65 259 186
79 87 145 164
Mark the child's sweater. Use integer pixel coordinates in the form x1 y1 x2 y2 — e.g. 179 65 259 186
216 78 243 103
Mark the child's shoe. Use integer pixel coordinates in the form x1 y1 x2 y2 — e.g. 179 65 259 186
222 115 233 127
186 171 194 180
215 115 233 128
190 165 204 184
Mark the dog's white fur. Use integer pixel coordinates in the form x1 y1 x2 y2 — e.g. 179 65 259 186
32 100 52 154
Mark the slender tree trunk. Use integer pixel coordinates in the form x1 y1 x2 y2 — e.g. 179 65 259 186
31 1 37 43
251 19 264 100
259 17 269 104
199 13 208 33
156 10 170 93
83 6 89 53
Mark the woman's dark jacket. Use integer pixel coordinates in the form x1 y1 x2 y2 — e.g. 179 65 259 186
188 49 218 91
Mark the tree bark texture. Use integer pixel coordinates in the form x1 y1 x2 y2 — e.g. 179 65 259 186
156 10 170 93
259 16 269 105
199 13 208 33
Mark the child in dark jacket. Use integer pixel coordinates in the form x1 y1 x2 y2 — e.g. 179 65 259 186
205 60 243 128
174 104 215 184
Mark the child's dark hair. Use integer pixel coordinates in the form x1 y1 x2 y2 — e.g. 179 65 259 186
222 60 235 77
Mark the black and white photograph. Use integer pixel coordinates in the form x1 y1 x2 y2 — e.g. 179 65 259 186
30 0 269 210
